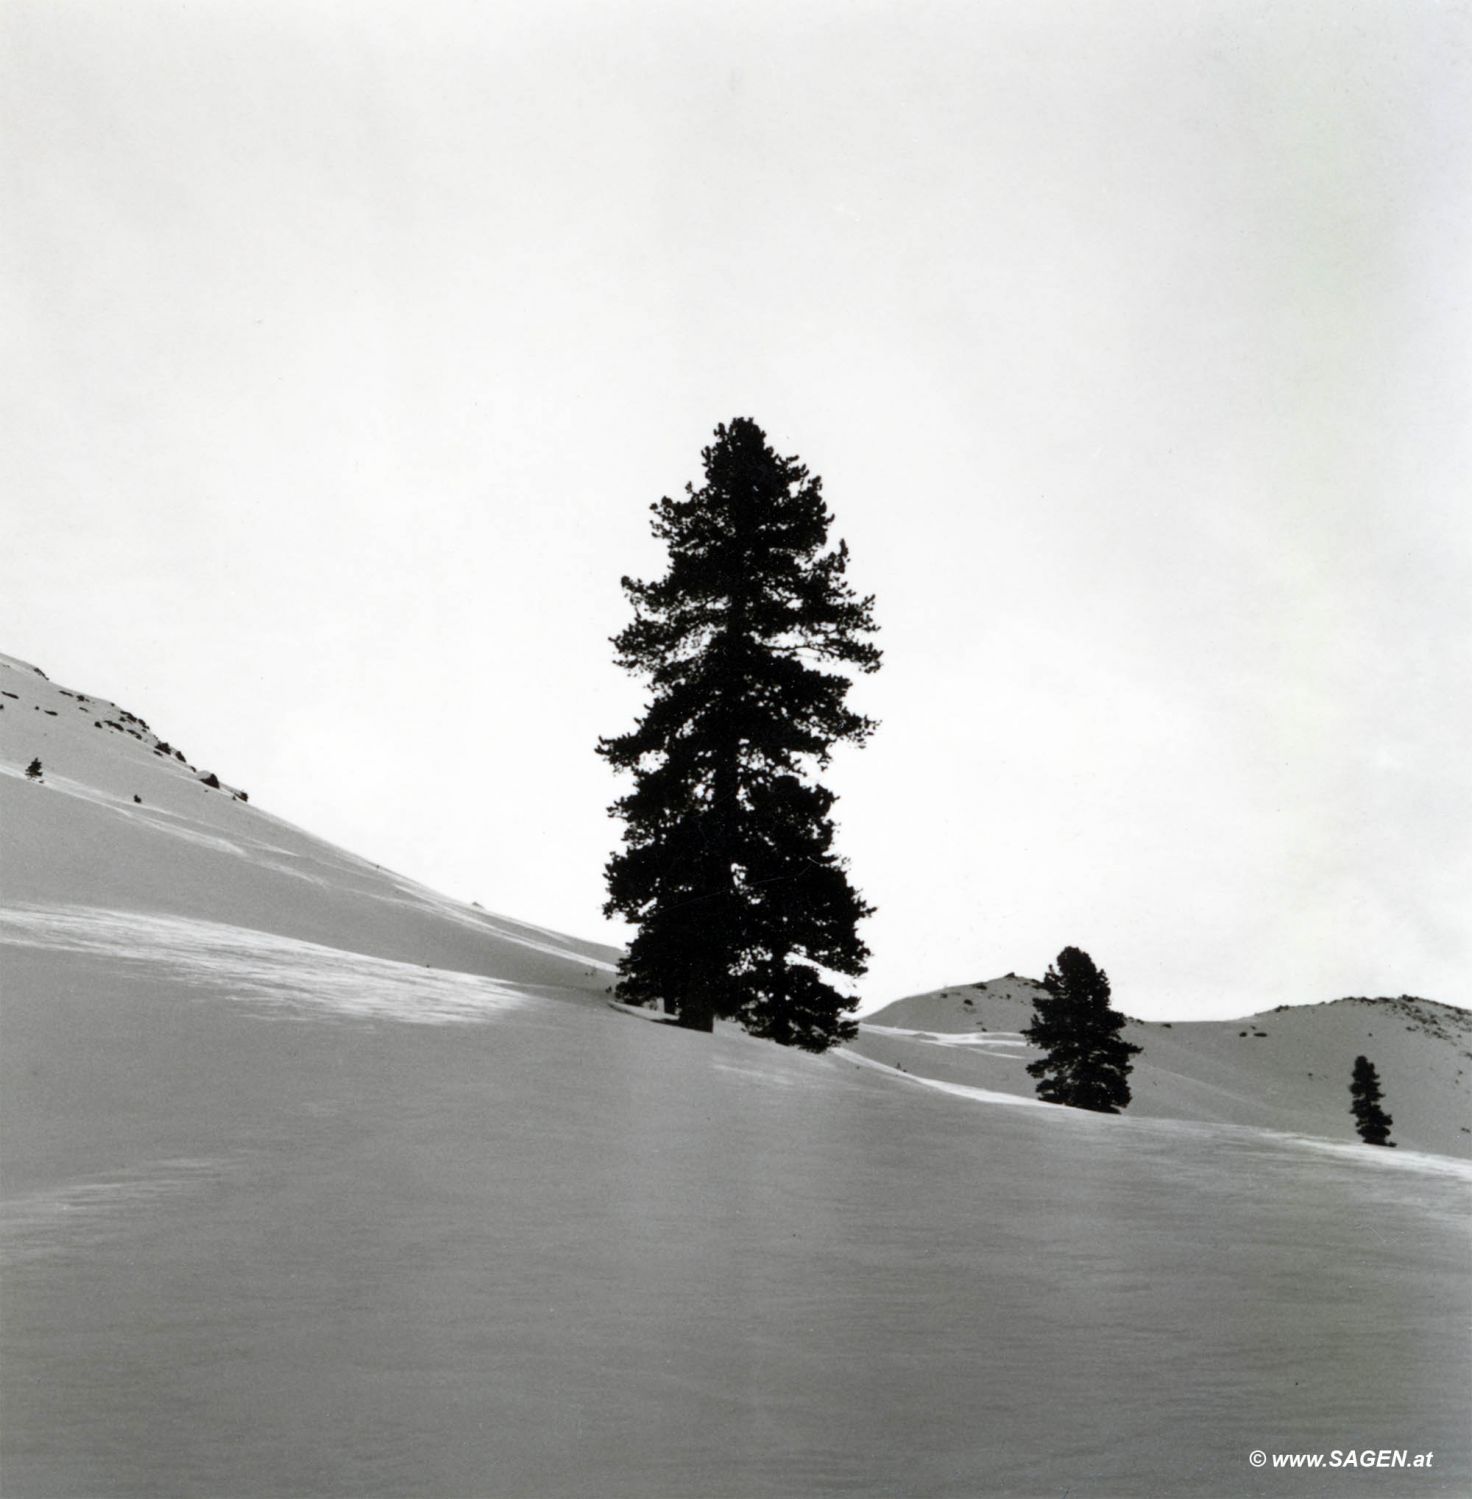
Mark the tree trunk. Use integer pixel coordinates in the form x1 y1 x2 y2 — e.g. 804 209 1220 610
677 991 715 1032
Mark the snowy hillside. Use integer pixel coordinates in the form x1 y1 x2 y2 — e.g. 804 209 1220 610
2 655 1469 1498
859 979 1472 1158
0 651 619 994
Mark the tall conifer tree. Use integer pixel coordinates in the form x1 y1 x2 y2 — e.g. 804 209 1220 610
1023 946 1141 1112
598 418 880 1051
1349 1055 1395 1146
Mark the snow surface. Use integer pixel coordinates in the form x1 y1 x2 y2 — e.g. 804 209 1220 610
3 654 1470 1497
0 652 618 989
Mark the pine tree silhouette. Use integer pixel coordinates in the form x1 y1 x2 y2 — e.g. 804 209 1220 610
1023 947 1141 1112
598 418 880 1050
1349 1055 1395 1146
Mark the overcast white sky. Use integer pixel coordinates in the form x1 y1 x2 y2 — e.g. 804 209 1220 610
3 0 1468 1019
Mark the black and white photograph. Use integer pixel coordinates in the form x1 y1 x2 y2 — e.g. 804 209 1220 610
1 2 1468 1495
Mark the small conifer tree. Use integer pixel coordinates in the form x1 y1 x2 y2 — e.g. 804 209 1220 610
1023 946 1141 1112
1349 1055 1395 1146
599 418 880 1050
25 757 43 780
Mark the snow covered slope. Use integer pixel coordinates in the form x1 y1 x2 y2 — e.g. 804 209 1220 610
858 979 1472 1158
0 651 619 993
3 654 1470 1498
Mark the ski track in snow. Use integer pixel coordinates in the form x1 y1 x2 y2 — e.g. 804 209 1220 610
859 1021 1030 1051
843 1047 1052 1107
0 904 535 1024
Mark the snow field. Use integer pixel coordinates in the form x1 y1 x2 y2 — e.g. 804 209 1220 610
3 932 1468 1497
3 652 1469 1496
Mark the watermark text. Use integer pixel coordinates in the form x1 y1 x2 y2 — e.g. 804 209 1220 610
1249 1450 1434 1471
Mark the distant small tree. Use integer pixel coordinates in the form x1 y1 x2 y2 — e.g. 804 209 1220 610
25 757 43 780
1349 1055 1395 1146
1023 946 1140 1112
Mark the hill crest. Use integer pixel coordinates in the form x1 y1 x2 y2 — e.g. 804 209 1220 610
859 979 1471 1156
